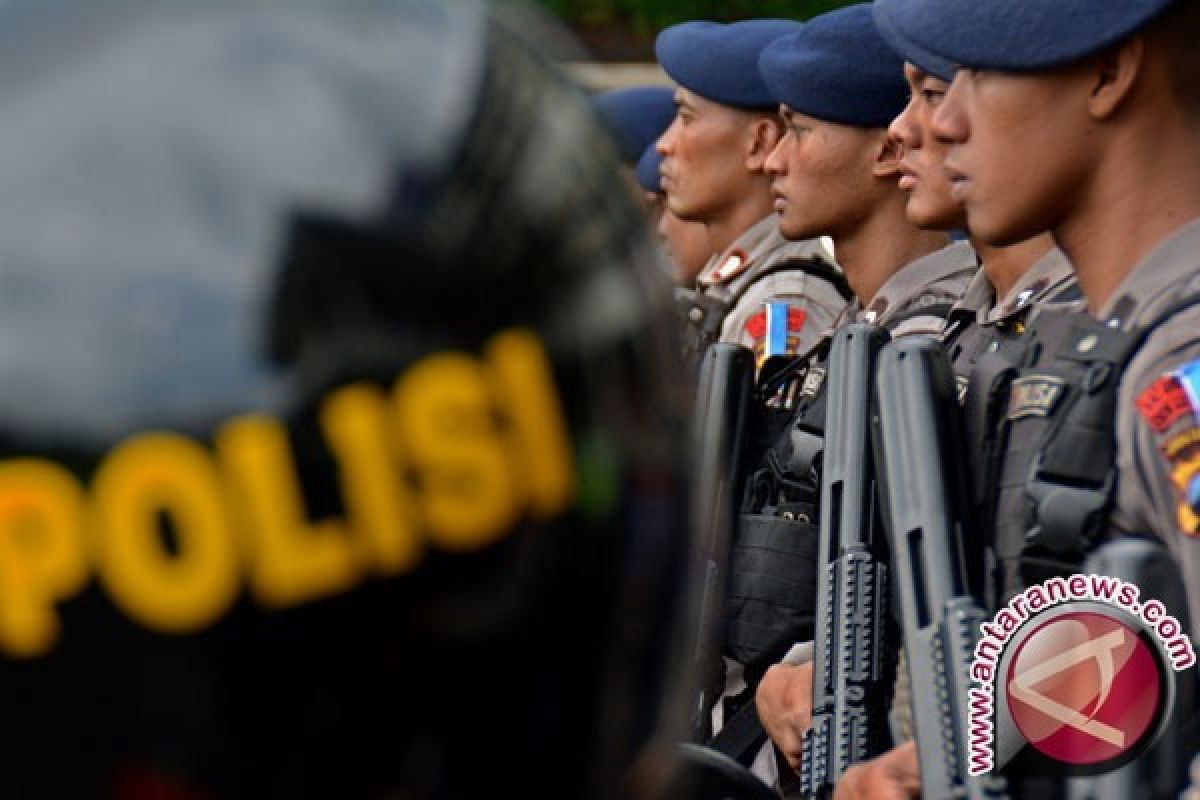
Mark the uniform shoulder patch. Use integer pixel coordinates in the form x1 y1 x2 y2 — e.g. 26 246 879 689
745 301 807 363
1138 358 1200 535
1135 373 1196 434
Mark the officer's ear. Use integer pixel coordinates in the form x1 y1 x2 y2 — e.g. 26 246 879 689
1088 36 1144 120
871 131 904 179
745 112 785 172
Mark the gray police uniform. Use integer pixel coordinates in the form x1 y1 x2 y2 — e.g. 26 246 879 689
973 223 1200 622
1101 220 1200 639
947 247 1080 493
831 238 977 336
679 215 848 367
888 248 1078 746
946 247 1077 352
718 239 976 784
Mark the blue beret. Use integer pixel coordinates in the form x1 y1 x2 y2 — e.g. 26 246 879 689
656 19 802 110
759 4 908 128
873 0 1179 71
591 86 676 164
872 0 956 82
635 146 663 193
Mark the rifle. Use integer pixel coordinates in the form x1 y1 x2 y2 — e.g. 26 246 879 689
871 337 1009 800
689 343 757 740
800 323 897 797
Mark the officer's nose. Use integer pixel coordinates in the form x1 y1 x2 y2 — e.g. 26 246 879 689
931 74 969 145
764 131 791 176
656 117 680 157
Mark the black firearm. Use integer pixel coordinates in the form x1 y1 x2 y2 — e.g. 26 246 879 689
800 323 897 798
871 337 1009 800
689 343 757 740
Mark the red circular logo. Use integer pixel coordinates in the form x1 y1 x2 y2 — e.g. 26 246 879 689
1005 611 1162 766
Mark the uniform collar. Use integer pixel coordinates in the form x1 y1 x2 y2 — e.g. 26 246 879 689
1097 217 1200 330
964 247 1077 326
697 214 832 288
845 239 976 326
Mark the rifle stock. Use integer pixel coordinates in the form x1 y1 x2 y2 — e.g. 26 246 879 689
690 343 756 739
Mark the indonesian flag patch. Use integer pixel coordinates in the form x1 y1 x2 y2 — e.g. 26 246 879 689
745 301 806 365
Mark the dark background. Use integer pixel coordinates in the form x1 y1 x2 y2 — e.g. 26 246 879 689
533 0 858 59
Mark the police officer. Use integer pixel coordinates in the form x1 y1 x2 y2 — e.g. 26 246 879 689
879 0 1200 625
718 4 976 783
0 1 696 798
840 0 1200 795
826 12 1082 794
758 4 976 336
654 19 850 368
592 86 714 284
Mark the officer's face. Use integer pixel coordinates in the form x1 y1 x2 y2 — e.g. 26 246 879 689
765 106 887 242
932 66 1097 246
656 201 713 284
889 64 965 231
656 89 757 223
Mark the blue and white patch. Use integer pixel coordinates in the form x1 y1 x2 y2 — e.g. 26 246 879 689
1173 358 1200 413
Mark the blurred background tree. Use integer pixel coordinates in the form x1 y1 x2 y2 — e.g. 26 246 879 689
534 0 857 59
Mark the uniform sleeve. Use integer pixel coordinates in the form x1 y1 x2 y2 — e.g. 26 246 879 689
1114 307 1200 635
720 270 847 364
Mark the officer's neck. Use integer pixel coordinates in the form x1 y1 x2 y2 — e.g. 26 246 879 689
835 199 950 306
972 233 1055 303
704 187 776 256
1055 107 1200 314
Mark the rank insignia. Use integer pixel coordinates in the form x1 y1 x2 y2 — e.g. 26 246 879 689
710 249 750 284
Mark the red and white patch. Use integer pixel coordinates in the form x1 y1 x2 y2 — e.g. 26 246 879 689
1136 374 1195 434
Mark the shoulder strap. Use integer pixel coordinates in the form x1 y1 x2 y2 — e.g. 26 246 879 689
709 700 768 765
882 299 956 333
1115 280 1200 370
727 255 853 310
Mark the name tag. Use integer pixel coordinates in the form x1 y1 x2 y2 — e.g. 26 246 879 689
1007 375 1066 420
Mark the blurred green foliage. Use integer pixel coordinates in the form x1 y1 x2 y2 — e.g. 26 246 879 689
536 0 857 33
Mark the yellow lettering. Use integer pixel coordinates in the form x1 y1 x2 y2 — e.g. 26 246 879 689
218 415 357 608
0 461 87 657
394 353 517 551
486 330 575 519
322 385 420 575
92 434 239 633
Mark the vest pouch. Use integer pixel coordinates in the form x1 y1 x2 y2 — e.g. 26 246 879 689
725 510 819 670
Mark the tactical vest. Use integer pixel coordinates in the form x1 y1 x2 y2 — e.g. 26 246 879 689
940 281 1084 606
725 300 955 673
978 281 1200 608
675 255 851 371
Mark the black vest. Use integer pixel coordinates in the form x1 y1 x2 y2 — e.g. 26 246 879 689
976 282 1200 608
725 300 955 673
